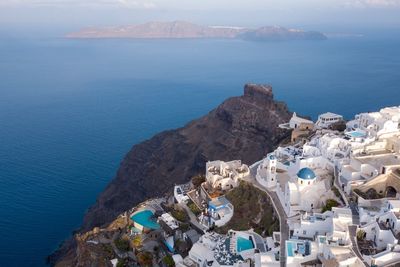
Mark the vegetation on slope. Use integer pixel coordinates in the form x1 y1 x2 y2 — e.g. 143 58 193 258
321 199 340 213
114 238 130 252
191 175 206 188
216 181 279 237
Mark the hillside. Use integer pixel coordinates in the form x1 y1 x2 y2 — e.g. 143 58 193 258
50 84 292 264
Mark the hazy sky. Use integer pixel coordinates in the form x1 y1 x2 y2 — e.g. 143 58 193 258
1 0 399 36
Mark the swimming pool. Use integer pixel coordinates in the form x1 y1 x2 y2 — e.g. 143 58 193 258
237 237 254 252
346 130 366 138
287 242 294 257
131 209 160 230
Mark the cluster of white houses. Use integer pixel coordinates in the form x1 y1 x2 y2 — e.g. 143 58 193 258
254 106 400 267
123 106 400 267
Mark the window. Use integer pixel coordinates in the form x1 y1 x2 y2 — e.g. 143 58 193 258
303 230 307 235
301 180 303 184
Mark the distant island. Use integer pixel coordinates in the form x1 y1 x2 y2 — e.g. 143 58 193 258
66 21 327 41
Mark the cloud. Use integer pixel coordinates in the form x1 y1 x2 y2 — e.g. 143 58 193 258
0 0 157 8
344 0 400 8
1 0 399 10
117 0 156 8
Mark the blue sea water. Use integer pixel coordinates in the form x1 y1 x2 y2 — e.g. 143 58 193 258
0 34 400 266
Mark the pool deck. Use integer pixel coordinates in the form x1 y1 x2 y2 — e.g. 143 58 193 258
131 209 160 230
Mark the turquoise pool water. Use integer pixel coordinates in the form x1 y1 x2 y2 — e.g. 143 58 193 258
287 242 294 257
131 210 160 230
237 237 254 252
347 131 366 138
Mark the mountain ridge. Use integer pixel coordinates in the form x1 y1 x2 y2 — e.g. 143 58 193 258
66 21 327 41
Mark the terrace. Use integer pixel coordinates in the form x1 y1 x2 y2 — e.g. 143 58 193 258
286 240 311 257
358 239 380 255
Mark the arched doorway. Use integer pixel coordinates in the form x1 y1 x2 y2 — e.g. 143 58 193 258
366 188 379 199
386 186 397 198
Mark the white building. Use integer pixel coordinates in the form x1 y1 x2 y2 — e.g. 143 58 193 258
359 220 398 251
285 239 318 266
185 106 400 267
326 207 353 246
276 167 330 216
305 133 351 163
184 231 263 267
200 196 234 227
339 151 400 193
320 246 364 267
347 106 400 138
316 112 343 129
159 213 179 231
256 153 277 188
292 212 333 240
174 184 190 204
206 160 250 191
279 112 314 130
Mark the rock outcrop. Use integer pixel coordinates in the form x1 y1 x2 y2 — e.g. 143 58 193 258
50 84 292 265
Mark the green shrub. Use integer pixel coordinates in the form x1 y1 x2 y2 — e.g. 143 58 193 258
163 255 175 267
171 208 189 222
332 187 341 198
357 229 366 241
321 199 339 213
116 259 127 267
179 223 190 232
188 202 202 215
114 238 130 252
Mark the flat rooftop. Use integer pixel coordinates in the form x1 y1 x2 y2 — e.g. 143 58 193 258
357 153 400 168
209 196 231 209
319 112 342 118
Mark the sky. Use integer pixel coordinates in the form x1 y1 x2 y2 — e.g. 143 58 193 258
0 0 399 36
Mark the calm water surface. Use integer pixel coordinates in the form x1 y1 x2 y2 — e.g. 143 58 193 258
0 35 399 266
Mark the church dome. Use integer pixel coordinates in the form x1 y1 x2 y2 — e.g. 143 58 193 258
297 168 316 180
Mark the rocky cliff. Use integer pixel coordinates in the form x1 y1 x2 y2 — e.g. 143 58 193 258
50 84 291 264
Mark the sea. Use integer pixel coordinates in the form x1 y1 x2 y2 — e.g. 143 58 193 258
1 32 400 266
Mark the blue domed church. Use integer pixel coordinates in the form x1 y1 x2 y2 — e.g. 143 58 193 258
276 166 329 216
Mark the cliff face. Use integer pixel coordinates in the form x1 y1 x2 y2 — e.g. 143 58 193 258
51 84 291 264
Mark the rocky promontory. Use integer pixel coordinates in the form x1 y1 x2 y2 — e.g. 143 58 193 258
50 84 292 265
